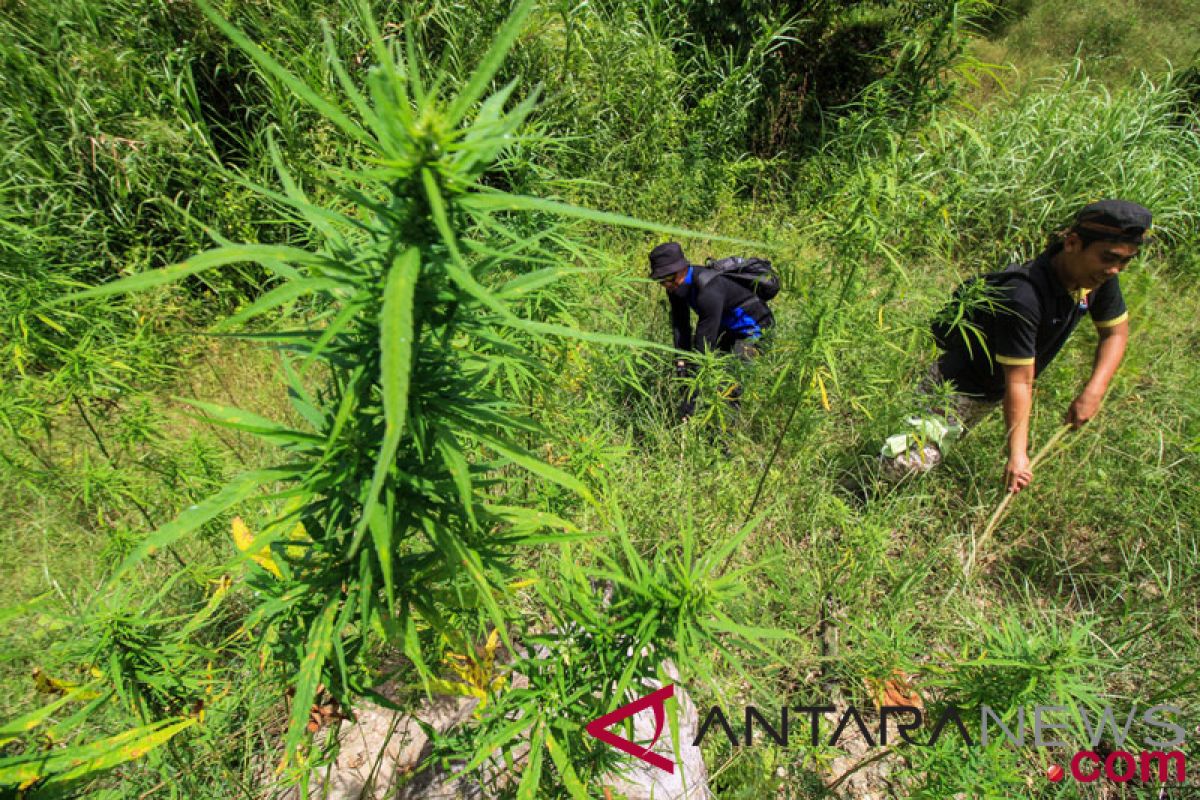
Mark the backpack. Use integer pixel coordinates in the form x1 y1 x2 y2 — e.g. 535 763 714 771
930 261 1031 351
702 256 781 301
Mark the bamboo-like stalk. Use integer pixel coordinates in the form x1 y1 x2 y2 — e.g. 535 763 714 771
975 422 1073 553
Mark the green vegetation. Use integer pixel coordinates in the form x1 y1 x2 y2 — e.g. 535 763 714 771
2 0 1198 797
974 0 1200 87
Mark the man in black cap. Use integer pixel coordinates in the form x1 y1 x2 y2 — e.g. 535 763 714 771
648 241 775 419
881 199 1151 492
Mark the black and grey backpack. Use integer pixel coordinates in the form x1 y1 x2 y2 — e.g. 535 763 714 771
701 256 781 301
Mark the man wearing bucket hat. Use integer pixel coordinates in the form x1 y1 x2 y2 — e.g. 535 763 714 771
649 241 776 420
881 199 1151 492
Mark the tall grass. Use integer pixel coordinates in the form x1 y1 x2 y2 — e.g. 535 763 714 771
815 68 1200 275
0 0 314 475
551 54 1200 799
974 0 1200 87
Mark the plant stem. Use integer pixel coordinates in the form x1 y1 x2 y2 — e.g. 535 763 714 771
72 394 187 569
74 394 114 461
977 423 1073 549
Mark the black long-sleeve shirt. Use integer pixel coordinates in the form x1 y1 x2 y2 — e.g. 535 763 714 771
668 267 772 352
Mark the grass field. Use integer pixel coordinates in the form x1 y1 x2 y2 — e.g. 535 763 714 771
973 0 1200 86
1 1 1198 798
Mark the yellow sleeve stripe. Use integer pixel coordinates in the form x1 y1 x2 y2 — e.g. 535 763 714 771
995 355 1035 366
1094 312 1129 329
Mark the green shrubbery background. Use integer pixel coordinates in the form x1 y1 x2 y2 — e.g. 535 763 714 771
1 0 1198 797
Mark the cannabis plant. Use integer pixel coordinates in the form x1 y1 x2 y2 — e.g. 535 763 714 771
4 0 756 790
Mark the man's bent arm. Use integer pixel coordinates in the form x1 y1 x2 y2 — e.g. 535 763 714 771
1067 321 1129 427
669 293 693 352
692 290 724 352
1002 362 1035 493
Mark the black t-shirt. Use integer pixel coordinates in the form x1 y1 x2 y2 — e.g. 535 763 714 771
938 249 1128 400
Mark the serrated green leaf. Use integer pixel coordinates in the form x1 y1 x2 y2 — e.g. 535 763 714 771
445 0 537 128
544 731 589 800
282 600 341 763
108 467 297 585
461 190 771 249
366 502 394 611
214 278 345 332
0 685 97 748
179 399 322 447
350 247 419 557
463 713 538 772
54 717 196 784
458 425 593 504
436 430 475 527
516 721 545 800
58 245 329 302
0 717 194 787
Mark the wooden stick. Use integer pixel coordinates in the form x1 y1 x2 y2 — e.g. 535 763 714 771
975 423 1073 553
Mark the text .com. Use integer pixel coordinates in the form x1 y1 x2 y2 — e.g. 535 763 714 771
1051 750 1186 784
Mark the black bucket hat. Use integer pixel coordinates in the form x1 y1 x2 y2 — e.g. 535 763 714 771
648 242 689 280
1073 199 1152 244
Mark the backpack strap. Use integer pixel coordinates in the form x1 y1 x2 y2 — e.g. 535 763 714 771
693 265 717 290
693 266 771 325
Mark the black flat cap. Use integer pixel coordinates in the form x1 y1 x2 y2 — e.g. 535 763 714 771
1074 199 1153 243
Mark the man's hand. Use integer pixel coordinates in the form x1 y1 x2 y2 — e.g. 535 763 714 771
1065 387 1102 428
1070 320 1127 428
1004 452 1032 493
1001 362 1035 494
674 359 695 422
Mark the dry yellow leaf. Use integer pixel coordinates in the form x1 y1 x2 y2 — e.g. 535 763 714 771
865 670 924 711
231 516 282 578
32 666 78 695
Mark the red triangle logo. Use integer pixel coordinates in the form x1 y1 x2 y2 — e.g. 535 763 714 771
585 684 675 774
